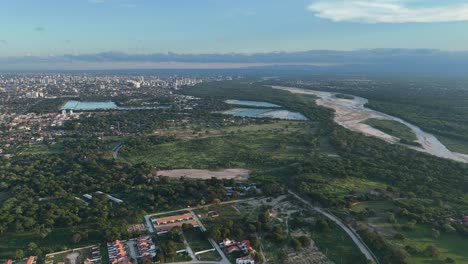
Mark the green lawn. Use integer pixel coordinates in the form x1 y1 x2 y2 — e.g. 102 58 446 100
350 201 468 263
399 223 468 264
317 176 388 200
183 228 213 253
350 201 395 214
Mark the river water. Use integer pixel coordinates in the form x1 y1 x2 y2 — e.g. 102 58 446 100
273 86 468 163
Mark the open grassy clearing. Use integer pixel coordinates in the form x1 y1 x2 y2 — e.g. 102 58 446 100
120 120 316 171
183 228 213 253
400 224 468 264
350 201 468 263
311 222 367 264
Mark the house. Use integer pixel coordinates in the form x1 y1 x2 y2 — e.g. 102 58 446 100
154 213 193 225
26 256 37 264
219 238 236 248
107 240 129 264
225 246 240 254
239 240 253 254
207 211 219 218
136 235 157 258
154 219 198 234
236 256 255 264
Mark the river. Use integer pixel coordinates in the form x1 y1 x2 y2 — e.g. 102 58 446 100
272 86 468 163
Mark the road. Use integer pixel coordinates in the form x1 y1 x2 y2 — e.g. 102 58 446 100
111 143 123 160
288 190 380 264
145 198 257 223
125 239 139 264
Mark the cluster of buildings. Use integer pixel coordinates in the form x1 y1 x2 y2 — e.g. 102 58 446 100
151 213 199 234
127 223 147 234
84 246 101 264
107 240 131 264
0 73 214 100
107 237 157 264
224 185 261 197
0 112 76 153
135 235 157 259
219 238 256 264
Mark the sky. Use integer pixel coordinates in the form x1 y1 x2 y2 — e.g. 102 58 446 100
1 0 468 58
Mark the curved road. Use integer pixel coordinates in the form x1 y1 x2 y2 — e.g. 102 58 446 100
288 190 380 264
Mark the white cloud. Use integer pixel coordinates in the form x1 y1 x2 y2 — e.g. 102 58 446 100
88 0 105 4
307 0 468 23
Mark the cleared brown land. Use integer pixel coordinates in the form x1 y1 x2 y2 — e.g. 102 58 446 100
156 168 250 181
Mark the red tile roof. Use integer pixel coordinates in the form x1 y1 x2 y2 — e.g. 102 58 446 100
155 213 193 225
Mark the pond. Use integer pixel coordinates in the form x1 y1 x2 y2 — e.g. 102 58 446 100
225 100 281 108
222 108 307 120
62 100 118 110
61 100 169 111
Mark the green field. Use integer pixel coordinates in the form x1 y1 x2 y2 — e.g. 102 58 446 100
401 224 468 264
312 221 368 264
364 118 419 145
183 228 213 253
120 121 315 173
351 201 468 264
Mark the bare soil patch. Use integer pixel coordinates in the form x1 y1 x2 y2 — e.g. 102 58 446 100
157 168 250 181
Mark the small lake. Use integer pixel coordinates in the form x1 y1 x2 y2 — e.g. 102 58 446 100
61 100 169 111
222 108 307 120
225 100 281 108
62 100 118 110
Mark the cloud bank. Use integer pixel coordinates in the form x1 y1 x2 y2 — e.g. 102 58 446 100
1 49 468 75
307 0 468 23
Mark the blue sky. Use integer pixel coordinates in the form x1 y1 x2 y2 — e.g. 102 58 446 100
0 0 468 57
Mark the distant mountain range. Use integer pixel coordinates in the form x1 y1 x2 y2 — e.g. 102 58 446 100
2 49 468 76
